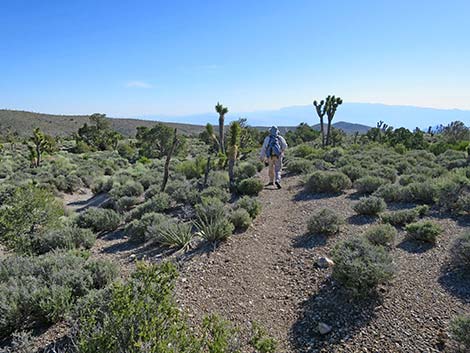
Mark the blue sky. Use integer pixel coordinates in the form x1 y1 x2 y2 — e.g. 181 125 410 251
1 0 470 124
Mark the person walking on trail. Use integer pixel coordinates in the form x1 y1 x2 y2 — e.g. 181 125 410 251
260 126 288 189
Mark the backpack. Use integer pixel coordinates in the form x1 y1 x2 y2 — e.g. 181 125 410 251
266 135 282 157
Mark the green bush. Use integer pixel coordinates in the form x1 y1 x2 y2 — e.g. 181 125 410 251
236 196 262 219
307 208 343 236
449 315 470 349
147 220 193 250
354 176 389 195
405 221 442 244
292 144 318 158
353 196 386 216
54 174 83 193
92 177 113 194
200 186 230 203
373 183 403 203
124 212 169 243
110 181 144 198
452 232 470 268
238 178 264 196
0 252 116 338
35 225 95 254
305 171 352 194
0 185 64 253
340 165 367 182
115 196 140 213
380 205 428 226
128 193 170 220
195 198 234 242
235 162 258 180
71 262 242 353
285 158 312 174
176 157 206 179
332 237 394 296
249 322 278 353
76 208 121 232
230 208 252 231
364 224 397 247
207 170 229 188
400 182 438 204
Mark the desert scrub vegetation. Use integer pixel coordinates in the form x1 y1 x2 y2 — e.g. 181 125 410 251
380 205 429 226
449 315 470 350
405 221 442 244
305 171 352 194
76 207 121 232
146 219 194 250
331 237 394 296
0 251 116 338
364 224 397 247
354 175 389 195
230 208 252 231
353 196 387 216
237 177 264 196
452 231 470 268
307 208 343 236
195 198 234 242
235 196 262 219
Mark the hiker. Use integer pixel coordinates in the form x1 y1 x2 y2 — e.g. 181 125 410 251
260 126 288 189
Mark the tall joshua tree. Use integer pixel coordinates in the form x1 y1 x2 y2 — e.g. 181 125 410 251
314 95 343 147
227 121 241 190
215 102 228 154
325 95 343 146
161 128 179 192
29 128 52 167
313 100 327 147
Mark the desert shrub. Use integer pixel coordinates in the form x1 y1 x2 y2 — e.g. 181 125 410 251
0 183 16 205
249 322 278 353
166 179 199 205
305 171 352 194
200 186 230 203
195 198 234 242
236 196 262 219
138 174 160 190
364 224 397 247
405 221 442 244
449 315 470 349
370 166 397 183
400 182 438 204
307 208 343 236
147 220 193 250
354 176 389 195
235 162 258 180
35 225 95 254
399 174 429 186
71 262 242 353
353 196 386 216
323 147 344 163
456 193 470 214
54 174 83 193
0 252 116 338
85 259 118 289
340 164 367 182
331 237 394 296
286 158 312 174
176 157 206 179
436 175 470 211
230 208 252 231
0 185 64 253
2 331 35 353
110 181 144 198
115 196 140 213
238 178 263 196
144 184 161 200
76 208 121 232
128 193 170 220
380 205 429 227
207 170 229 188
92 177 113 194
452 232 470 268
373 183 403 203
124 212 169 243
292 144 318 158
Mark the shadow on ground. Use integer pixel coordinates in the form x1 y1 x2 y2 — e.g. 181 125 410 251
397 238 435 254
67 193 110 212
290 278 381 352
293 190 341 202
292 232 328 249
439 260 470 304
347 214 377 226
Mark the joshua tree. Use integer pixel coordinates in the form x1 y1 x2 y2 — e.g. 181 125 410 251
215 102 228 154
314 96 343 147
324 95 343 146
29 128 52 167
227 121 241 190
161 128 179 192
313 100 327 147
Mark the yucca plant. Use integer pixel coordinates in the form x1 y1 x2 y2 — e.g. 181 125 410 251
149 221 194 251
194 201 234 243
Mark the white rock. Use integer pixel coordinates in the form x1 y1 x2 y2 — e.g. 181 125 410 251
316 256 335 268
318 322 332 335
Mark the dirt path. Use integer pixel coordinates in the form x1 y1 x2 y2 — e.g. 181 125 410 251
175 172 469 352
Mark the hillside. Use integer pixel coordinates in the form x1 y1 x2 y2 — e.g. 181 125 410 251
0 110 206 137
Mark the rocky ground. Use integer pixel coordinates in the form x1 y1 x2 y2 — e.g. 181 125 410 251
31 171 470 352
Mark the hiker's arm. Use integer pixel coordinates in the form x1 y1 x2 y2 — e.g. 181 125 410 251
280 136 288 153
259 137 268 160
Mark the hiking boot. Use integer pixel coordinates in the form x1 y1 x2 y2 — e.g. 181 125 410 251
275 181 282 189
266 182 274 186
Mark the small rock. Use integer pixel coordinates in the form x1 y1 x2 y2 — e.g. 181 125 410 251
318 322 332 335
316 256 335 269
129 254 137 261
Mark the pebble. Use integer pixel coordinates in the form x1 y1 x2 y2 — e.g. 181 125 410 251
318 322 332 335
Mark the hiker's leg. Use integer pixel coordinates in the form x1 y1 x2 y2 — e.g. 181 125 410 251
275 156 282 183
268 157 275 183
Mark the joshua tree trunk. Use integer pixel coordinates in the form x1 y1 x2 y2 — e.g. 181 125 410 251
36 144 41 167
228 155 236 190
326 118 332 146
320 117 325 147
218 116 225 154
203 156 211 187
161 128 179 192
